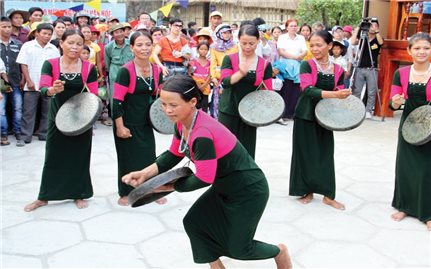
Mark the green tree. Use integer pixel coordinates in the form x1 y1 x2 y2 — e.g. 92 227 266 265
296 0 363 28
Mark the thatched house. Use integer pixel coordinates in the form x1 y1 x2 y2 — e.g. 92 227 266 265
125 0 297 28
180 0 298 27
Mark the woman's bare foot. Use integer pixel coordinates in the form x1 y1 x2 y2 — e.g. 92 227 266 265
275 243 293 269
74 199 88 209
155 197 167 205
209 258 226 269
323 196 345 210
426 221 431 231
298 193 313 204
391 211 407 221
117 196 129 206
24 200 48 212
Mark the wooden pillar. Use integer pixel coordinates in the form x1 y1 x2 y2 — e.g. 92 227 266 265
375 39 411 117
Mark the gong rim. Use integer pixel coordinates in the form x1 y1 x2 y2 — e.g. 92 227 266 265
55 92 102 136
128 167 193 207
149 98 175 135
238 90 285 127
315 95 366 131
402 105 431 146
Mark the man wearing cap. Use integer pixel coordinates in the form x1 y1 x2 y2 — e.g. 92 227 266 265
104 23 133 111
24 7 43 31
8 9 29 43
207 11 223 43
0 16 24 146
16 23 59 143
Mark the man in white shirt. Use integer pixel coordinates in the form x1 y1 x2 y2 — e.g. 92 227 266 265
16 23 59 143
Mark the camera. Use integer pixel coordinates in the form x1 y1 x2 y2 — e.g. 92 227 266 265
359 17 378 32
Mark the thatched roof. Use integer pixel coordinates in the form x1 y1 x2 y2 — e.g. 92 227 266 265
188 0 298 10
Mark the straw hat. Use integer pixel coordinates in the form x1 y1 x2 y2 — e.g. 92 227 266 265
108 23 126 34
7 9 29 24
192 28 213 45
27 21 43 37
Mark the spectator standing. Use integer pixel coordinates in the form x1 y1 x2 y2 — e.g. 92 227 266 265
24 7 43 31
277 19 307 123
8 9 29 43
299 24 313 61
0 17 24 146
189 42 211 112
332 25 352 88
50 19 66 49
104 23 133 112
350 19 384 119
16 23 60 144
210 23 238 119
152 18 190 77
207 11 223 42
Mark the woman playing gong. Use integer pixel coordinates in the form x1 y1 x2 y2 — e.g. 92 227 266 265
24 30 98 211
113 31 163 206
219 24 273 159
122 75 292 269
289 30 350 210
389 32 431 230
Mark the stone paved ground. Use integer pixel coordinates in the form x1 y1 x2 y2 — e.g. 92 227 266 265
1 111 430 269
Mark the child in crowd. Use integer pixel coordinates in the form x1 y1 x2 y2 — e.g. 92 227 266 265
329 40 349 88
189 42 211 112
80 45 91 61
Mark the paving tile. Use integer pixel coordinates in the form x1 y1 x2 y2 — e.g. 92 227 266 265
296 241 398 267
357 203 427 230
2 220 82 255
138 231 196 268
38 197 111 222
338 165 393 182
1 112 429 269
47 241 146 268
1 202 35 229
369 230 430 266
293 212 376 241
346 182 394 203
82 211 165 244
255 222 313 256
1 254 43 268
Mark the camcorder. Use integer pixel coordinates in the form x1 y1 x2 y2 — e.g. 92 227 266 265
359 17 378 32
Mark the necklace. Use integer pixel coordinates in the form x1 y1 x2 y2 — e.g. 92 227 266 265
178 109 199 154
313 58 333 74
135 60 153 91
60 57 81 81
411 65 431 76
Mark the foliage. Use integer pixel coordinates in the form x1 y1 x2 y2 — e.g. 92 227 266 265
296 0 363 28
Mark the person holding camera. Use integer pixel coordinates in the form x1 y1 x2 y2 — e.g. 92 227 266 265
350 18 384 119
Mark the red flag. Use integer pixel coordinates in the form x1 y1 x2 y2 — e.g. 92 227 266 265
54 10 66 18
129 19 139 29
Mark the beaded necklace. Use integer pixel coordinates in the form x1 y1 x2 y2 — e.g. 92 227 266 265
60 57 82 81
410 64 431 84
134 60 153 91
178 109 199 154
313 58 334 74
